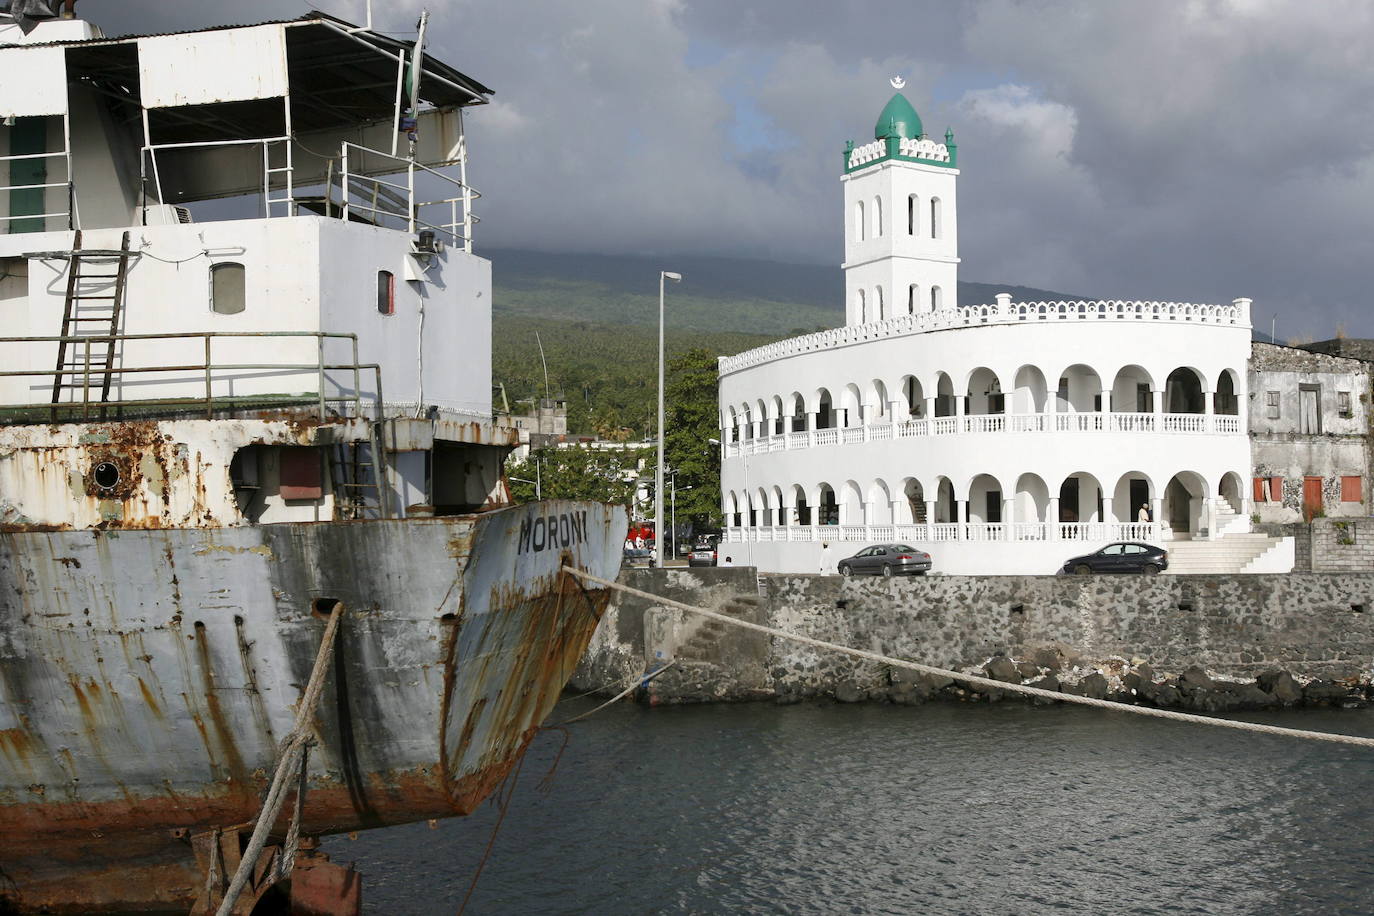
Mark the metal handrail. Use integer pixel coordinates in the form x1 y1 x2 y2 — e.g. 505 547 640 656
0 331 383 423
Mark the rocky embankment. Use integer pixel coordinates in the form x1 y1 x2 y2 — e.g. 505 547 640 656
576 568 1374 712
817 648 1371 712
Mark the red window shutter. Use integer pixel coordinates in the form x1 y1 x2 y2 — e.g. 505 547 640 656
1269 477 1283 502
279 447 322 500
1341 476 1362 502
1253 477 1266 502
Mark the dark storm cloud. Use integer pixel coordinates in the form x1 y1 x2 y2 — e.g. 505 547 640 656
84 0 1374 335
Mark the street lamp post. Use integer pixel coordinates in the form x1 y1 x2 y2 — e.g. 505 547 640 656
655 269 682 567
671 478 694 563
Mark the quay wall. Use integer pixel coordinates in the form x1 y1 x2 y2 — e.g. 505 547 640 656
572 569 1374 704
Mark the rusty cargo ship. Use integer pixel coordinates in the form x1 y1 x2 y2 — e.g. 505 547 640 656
0 5 626 912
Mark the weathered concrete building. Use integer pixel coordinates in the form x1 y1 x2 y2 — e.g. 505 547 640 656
1249 342 1370 522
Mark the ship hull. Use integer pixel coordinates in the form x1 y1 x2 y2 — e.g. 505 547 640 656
0 501 627 913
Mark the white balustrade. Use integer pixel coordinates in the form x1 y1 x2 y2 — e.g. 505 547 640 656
897 418 929 437
842 426 865 445
932 417 959 435
930 523 961 541
1163 413 1206 433
1109 412 1156 433
719 298 1250 375
818 526 841 541
785 430 811 449
1013 522 1048 541
1214 415 1240 434
814 428 839 446
869 422 894 441
868 525 895 542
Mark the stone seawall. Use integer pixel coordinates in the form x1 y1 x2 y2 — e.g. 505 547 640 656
572 569 1374 710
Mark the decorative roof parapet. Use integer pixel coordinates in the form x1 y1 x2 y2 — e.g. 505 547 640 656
718 298 1254 376
846 136 955 173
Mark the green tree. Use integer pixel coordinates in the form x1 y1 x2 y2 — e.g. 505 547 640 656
506 445 649 506
663 347 722 533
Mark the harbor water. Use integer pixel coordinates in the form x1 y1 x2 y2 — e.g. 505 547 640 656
325 698 1374 915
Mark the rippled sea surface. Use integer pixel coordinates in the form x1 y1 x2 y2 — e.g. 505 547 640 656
324 700 1374 915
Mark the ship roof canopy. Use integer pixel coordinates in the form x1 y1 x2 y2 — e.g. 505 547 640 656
13 12 491 140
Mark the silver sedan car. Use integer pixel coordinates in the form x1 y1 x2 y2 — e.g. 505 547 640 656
836 544 932 577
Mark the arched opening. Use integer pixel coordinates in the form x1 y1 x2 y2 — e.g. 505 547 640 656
902 375 925 418
855 200 865 242
934 372 955 417
869 379 889 423
1015 473 1049 531
770 395 785 435
1111 365 1155 413
1219 471 1244 514
966 367 1004 415
792 484 810 526
1058 472 1104 524
754 398 768 439
868 479 893 524
872 195 883 238
856 288 867 324
725 407 738 443
1057 364 1104 412
907 194 919 236
739 403 753 439
1216 370 1239 415
726 491 740 528
968 473 1005 524
1113 472 1155 524
839 383 863 428
745 491 757 528
1163 471 1209 536
754 487 769 527
789 392 805 432
934 476 958 523
930 197 942 238
907 283 918 315
1012 365 1048 414
771 485 786 527
930 285 943 311
816 389 834 429
874 286 885 322
902 478 926 524
817 483 839 526
1166 367 1205 413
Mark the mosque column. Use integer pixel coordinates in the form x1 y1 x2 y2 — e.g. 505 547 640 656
924 500 936 540
1204 390 1216 433
1002 497 1014 540
1101 496 1114 530
1048 497 1060 539
1153 388 1165 431
888 399 904 425
1151 496 1164 535
923 397 935 424
1099 387 1112 427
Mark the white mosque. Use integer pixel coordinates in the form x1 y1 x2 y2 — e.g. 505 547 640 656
716 84 1269 575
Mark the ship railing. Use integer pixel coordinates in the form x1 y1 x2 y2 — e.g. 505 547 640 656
0 146 73 231
339 141 481 253
0 331 383 424
141 137 295 219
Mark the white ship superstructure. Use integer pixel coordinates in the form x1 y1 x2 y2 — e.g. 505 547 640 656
0 8 505 524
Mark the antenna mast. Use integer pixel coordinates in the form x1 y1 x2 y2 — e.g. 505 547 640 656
535 332 551 400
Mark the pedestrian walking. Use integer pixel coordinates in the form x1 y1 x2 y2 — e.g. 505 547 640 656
818 542 831 574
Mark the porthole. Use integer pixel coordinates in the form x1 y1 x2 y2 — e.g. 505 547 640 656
92 461 120 490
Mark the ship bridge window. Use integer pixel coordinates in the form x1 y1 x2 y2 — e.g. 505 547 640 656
377 270 395 315
210 262 246 315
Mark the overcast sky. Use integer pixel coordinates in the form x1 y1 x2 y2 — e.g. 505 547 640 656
94 0 1374 338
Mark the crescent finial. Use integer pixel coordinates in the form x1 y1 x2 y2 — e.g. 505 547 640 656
890 76 906 90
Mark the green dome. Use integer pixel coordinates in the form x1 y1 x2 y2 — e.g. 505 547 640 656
874 92 923 140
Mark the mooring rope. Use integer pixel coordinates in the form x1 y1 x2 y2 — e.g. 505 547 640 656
216 603 344 915
555 661 678 725
565 568 1374 750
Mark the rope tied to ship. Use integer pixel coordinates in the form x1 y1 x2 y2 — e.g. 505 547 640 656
563 568 1374 750
215 602 344 916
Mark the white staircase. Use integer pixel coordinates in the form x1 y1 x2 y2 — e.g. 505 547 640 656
1163 533 1282 575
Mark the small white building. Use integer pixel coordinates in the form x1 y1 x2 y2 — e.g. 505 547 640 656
717 87 1259 574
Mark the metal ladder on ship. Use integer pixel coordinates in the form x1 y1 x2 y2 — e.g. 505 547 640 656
328 433 389 520
50 229 133 416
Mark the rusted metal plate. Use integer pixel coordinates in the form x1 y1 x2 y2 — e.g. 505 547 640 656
0 501 626 913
